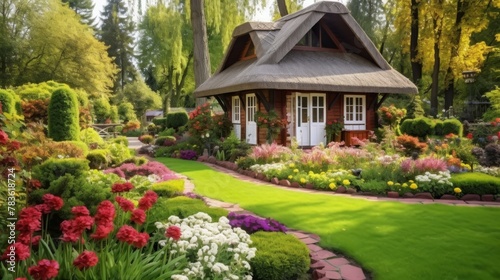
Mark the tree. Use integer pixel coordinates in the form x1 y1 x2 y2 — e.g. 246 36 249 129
113 78 162 122
0 0 116 95
100 0 135 92
62 0 95 27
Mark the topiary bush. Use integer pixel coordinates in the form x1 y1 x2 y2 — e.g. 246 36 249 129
412 117 434 138
0 89 16 114
48 87 80 141
434 120 444 136
86 149 111 169
92 96 111 123
155 136 176 146
166 111 188 130
32 158 89 189
152 117 168 130
151 179 184 197
442 119 463 137
106 142 132 165
250 231 310 280
450 173 500 195
80 127 105 147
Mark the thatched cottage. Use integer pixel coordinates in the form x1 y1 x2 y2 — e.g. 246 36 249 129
194 1 417 146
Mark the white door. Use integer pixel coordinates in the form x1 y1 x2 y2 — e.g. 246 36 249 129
295 93 326 146
246 94 257 144
232 96 241 140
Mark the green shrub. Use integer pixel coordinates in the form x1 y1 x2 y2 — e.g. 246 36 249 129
118 102 137 122
106 142 132 165
15 81 65 100
32 158 89 189
151 179 184 197
109 136 129 146
64 141 89 156
357 180 389 194
0 89 16 114
158 127 176 136
450 173 500 195
92 96 111 123
412 117 434 138
122 156 149 166
442 119 463 137
250 231 310 280
48 87 80 141
399 119 413 136
45 141 88 158
80 127 105 146
86 149 111 169
155 136 176 146
434 120 444 136
152 117 168 130
236 156 257 170
166 111 188 130
145 196 228 233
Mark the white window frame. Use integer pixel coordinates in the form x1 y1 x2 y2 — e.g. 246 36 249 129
232 96 240 123
344 95 366 128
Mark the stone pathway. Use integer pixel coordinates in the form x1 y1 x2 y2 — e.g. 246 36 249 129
180 173 369 280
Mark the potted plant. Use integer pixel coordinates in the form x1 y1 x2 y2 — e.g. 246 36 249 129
325 118 344 142
255 110 288 143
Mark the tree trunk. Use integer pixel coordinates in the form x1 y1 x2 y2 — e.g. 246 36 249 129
191 0 210 106
430 8 442 117
410 0 422 85
277 0 288 17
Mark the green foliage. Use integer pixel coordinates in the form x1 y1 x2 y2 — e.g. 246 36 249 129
58 140 89 157
357 180 389 194
145 196 228 232
110 105 119 123
434 120 444 136
86 149 111 169
110 136 129 146
106 142 132 165
250 231 310 280
400 118 435 138
14 81 66 100
48 87 80 141
151 179 185 197
406 94 425 119
442 119 463 137
118 102 137 122
155 136 176 146
166 111 188 130
0 89 16 113
32 158 90 189
113 79 162 119
236 156 257 170
80 127 105 146
152 117 167 129
92 96 112 123
158 127 176 136
450 173 500 195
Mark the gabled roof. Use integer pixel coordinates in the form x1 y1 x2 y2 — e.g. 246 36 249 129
194 1 417 98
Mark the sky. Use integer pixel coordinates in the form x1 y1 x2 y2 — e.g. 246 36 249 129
92 0 322 23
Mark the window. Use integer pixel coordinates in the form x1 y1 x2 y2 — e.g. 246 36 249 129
295 21 343 51
344 95 365 126
232 96 240 123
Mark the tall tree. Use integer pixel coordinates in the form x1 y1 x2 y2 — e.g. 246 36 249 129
191 0 210 104
347 0 384 46
62 0 95 26
100 0 135 92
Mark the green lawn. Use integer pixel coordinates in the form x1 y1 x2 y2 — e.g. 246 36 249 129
158 158 500 280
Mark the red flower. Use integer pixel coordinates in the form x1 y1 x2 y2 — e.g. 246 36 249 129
30 179 42 189
165 226 181 241
60 220 81 243
16 217 41 235
138 191 158 211
28 259 59 280
131 209 146 224
116 225 139 245
0 129 8 145
115 196 134 212
94 200 116 225
90 223 114 240
74 216 94 230
71 206 90 217
73 251 99 270
15 278 27 280
1 242 30 261
42 194 64 213
19 206 42 221
132 232 150 248
8 140 21 151
466 133 473 139
111 182 134 193
31 235 42 246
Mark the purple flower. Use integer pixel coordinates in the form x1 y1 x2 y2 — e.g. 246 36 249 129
104 162 179 181
179 150 198 160
227 212 287 234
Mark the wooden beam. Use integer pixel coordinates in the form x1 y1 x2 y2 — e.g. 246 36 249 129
215 96 228 112
369 94 379 110
238 93 245 107
255 90 271 112
376 94 389 110
328 93 341 110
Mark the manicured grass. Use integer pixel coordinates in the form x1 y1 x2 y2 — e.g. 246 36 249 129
158 158 500 280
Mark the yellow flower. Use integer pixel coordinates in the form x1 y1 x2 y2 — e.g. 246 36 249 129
293 169 299 173
320 172 326 176
288 175 293 179
387 181 394 186
289 163 295 168
402 183 408 187
342 179 350 186
300 178 307 184
454 187 462 194
395 183 401 186
409 180 414 183
329 182 336 190
410 183 418 190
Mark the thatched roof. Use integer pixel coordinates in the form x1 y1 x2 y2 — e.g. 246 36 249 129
194 1 417 98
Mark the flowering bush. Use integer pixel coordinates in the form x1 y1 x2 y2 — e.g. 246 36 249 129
138 134 154 144
179 149 197 160
414 171 453 197
227 212 287 234
255 110 287 143
249 142 292 164
396 134 428 156
155 212 256 279
378 105 407 129
104 161 179 181
400 157 448 178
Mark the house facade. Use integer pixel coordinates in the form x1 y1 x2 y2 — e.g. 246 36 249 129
194 1 418 146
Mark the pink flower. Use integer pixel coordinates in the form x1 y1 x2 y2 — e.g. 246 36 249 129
0 129 8 145
116 225 139 245
111 182 134 193
1 242 30 261
132 232 149 248
94 200 115 225
165 226 181 241
71 206 90 217
73 251 99 270
90 223 114 240
28 259 59 280
131 209 146 225
138 191 158 211
41 194 64 213
115 196 134 212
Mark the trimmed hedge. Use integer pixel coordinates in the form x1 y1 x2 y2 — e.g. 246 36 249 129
250 231 310 280
152 117 167 130
451 173 500 195
151 179 184 197
166 111 188 130
48 87 80 141
442 119 463 137
86 149 111 169
33 158 89 188
400 118 434 138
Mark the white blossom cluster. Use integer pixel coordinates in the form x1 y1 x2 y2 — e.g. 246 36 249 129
475 166 500 177
249 163 286 174
415 171 453 186
155 212 256 280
